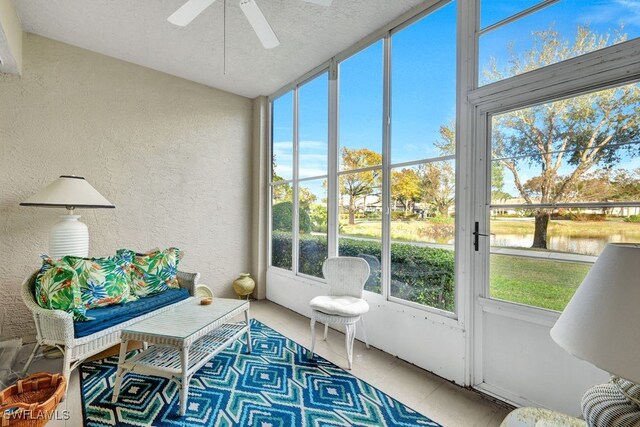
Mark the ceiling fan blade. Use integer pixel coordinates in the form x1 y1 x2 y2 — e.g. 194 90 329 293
239 0 280 49
168 0 217 26
302 0 333 6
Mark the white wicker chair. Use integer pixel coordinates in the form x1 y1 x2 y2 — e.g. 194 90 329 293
308 257 370 369
20 270 200 395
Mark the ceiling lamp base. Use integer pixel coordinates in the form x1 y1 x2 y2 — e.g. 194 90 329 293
49 214 89 260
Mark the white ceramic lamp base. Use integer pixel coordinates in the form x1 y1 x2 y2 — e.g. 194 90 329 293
49 214 89 259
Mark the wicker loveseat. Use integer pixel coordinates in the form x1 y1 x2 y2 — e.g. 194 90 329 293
20 270 200 389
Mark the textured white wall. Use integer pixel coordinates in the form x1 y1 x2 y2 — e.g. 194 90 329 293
0 34 253 340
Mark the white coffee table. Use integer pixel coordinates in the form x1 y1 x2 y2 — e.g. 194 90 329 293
111 298 251 416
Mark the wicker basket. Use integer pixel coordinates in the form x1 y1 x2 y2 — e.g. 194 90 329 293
0 373 66 427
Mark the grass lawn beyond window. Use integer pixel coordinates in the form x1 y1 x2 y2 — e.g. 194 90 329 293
490 254 590 311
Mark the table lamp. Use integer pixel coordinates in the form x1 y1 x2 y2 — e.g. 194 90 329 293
550 243 640 425
20 175 114 259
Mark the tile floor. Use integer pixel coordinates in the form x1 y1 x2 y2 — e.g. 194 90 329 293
19 299 512 426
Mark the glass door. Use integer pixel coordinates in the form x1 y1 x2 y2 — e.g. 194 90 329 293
486 82 640 312
474 80 640 408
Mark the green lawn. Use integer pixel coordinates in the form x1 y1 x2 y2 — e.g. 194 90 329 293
341 217 640 242
491 218 640 238
490 255 590 311
339 217 635 311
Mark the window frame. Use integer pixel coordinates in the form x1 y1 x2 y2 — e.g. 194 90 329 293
268 0 460 318
476 0 640 87
470 39 640 318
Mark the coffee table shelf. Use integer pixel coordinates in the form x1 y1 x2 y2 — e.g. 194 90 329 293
111 298 251 416
120 322 247 375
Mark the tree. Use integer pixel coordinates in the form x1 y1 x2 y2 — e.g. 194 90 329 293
298 187 317 210
489 26 640 248
392 168 421 212
419 162 455 216
417 123 456 217
339 148 382 224
610 169 640 202
272 201 312 234
546 168 640 213
491 163 511 202
272 183 292 203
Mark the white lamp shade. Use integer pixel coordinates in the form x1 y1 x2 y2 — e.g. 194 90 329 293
20 175 114 209
550 243 640 384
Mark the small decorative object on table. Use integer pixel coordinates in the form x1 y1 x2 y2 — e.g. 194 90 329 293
200 297 212 305
232 273 255 299
194 284 214 299
0 372 66 427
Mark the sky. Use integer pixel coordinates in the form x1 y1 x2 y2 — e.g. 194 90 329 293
272 0 640 201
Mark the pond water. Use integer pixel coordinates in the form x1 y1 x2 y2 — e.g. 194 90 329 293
490 233 638 256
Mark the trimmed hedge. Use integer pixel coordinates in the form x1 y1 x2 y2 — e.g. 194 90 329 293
272 202 312 234
271 231 455 311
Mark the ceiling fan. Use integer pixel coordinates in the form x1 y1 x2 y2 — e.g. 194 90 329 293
168 0 333 49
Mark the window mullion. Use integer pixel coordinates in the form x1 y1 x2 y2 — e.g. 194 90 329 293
381 34 392 301
292 87 300 275
327 60 339 258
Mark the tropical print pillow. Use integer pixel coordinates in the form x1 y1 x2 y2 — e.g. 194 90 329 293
63 255 136 309
34 256 89 321
116 248 181 297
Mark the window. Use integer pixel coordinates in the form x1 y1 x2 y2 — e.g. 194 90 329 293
479 0 640 86
272 92 293 181
338 41 384 293
271 91 294 271
389 2 457 311
270 73 329 279
269 1 458 313
488 81 640 311
297 74 329 278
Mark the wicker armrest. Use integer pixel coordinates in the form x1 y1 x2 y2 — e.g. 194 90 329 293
21 272 75 346
177 271 200 296
33 310 75 347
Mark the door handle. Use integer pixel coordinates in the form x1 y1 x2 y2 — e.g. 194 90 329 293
473 221 489 251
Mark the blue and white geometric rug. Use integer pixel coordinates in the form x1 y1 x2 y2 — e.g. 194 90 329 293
80 319 441 426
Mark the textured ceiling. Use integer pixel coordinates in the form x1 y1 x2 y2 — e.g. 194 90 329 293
14 0 424 98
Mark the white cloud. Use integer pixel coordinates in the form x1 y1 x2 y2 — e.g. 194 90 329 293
299 168 328 178
579 0 640 27
616 0 640 26
299 154 327 161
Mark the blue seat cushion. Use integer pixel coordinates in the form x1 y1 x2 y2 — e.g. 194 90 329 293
74 288 190 338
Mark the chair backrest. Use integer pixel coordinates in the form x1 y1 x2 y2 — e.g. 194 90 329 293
322 257 370 298
21 271 40 310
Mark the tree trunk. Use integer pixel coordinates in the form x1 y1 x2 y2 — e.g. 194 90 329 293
532 211 550 249
349 196 356 225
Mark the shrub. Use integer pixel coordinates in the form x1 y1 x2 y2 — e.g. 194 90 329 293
391 211 419 221
271 233 455 311
272 202 312 234
624 214 640 223
550 212 606 222
299 234 328 277
271 231 293 270
570 213 606 222
428 215 454 224
309 205 327 233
